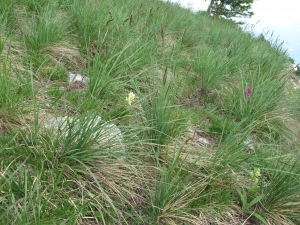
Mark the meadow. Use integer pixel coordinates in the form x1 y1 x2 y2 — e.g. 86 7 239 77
0 0 300 224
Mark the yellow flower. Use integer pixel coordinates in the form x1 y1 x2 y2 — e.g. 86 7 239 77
125 92 135 105
250 168 261 182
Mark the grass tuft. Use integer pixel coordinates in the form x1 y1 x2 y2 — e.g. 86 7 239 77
0 0 299 224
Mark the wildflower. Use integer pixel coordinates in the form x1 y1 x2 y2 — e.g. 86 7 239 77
125 92 135 105
250 168 261 183
249 168 261 194
244 86 252 98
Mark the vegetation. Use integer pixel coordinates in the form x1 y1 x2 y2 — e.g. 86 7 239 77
206 0 254 18
0 0 299 224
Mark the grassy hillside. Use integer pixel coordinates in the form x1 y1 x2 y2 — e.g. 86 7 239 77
1 0 300 224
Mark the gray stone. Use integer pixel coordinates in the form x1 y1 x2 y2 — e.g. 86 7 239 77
44 116 125 151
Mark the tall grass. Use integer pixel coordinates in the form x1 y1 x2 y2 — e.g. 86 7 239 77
149 145 207 224
193 46 230 90
0 0 299 224
260 157 300 224
221 68 294 143
22 4 68 51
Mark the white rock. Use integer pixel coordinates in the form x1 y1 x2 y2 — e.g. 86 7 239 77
187 128 210 145
45 116 68 130
243 139 254 151
68 73 90 84
44 116 125 151
198 137 210 145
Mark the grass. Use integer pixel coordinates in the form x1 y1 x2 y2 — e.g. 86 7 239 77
0 0 299 224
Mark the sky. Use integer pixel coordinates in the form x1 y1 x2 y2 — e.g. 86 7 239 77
166 0 300 64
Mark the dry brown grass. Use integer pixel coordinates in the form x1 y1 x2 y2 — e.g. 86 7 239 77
0 39 27 75
44 41 86 72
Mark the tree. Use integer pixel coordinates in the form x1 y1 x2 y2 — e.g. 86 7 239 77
206 0 254 19
296 66 300 76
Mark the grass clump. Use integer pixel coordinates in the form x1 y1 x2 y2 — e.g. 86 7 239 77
0 0 299 224
21 4 68 51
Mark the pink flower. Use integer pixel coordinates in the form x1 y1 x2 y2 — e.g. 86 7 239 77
244 86 252 98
